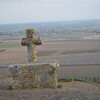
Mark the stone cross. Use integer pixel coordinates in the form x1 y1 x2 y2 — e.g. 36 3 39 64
21 29 42 62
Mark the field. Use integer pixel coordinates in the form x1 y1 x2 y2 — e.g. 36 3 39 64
0 39 100 80
0 43 21 49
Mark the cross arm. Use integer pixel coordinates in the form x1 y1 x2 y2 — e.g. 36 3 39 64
21 37 42 46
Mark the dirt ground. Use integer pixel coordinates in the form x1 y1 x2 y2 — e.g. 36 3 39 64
0 81 100 100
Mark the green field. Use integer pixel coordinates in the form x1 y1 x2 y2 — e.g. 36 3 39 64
0 43 21 49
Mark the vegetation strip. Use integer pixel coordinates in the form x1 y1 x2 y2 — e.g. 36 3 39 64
0 44 21 48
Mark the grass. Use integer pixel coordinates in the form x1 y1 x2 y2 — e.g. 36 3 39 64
58 77 75 82
69 76 100 84
97 50 100 53
0 43 21 49
0 76 8 80
57 77 75 88
57 76 100 88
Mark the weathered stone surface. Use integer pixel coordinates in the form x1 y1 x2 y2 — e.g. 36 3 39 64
21 29 42 62
21 37 41 46
9 63 59 89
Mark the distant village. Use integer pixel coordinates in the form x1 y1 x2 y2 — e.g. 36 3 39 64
0 20 100 40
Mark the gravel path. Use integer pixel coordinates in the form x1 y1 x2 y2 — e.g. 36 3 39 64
0 81 100 100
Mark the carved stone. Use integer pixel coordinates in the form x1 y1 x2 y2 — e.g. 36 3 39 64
9 63 59 89
21 29 42 62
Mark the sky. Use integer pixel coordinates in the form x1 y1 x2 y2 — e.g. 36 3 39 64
0 0 100 24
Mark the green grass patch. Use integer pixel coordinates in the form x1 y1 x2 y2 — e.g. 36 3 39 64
0 43 21 49
58 77 75 82
57 77 75 88
0 76 8 80
96 50 100 53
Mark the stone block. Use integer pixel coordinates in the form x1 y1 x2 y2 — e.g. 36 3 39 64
9 63 59 89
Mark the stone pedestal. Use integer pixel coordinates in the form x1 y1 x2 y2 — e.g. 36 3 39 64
9 62 59 89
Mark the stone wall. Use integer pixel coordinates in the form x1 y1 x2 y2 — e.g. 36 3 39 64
9 63 59 89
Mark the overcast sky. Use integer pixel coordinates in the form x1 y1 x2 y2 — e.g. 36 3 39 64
0 0 100 24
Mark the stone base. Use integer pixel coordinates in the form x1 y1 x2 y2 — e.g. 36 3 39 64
9 63 59 89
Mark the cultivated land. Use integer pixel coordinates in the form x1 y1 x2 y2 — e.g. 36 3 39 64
0 39 100 78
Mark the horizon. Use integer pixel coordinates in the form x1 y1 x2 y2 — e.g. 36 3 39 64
0 19 100 26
